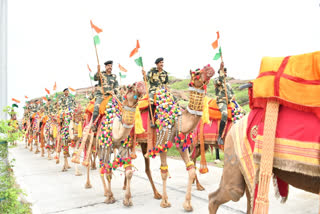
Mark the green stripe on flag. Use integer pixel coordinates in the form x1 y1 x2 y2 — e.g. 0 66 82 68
119 72 127 78
213 52 221 60
93 35 100 45
89 73 94 80
134 57 143 67
213 47 222 60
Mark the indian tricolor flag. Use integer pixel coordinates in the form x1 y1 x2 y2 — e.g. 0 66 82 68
119 64 127 79
130 40 143 67
212 31 222 60
90 20 103 45
69 87 76 97
87 64 94 80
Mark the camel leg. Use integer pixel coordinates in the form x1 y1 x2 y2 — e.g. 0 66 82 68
190 144 205 191
141 143 162 199
82 134 94 167
208 134 246 214
74 139 82 176
35 135 40 154
56 138 61 164
177 148 196 212
123 166 133 206
100 171 109 196
85 160 92 188
62 156 68 172
159 152 171 208
30 135 34 152
104 173 116 204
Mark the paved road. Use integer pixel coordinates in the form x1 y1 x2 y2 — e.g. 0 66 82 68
10 144 318 214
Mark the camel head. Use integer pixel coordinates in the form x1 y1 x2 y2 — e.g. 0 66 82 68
123 81 146 107
189 65 215 89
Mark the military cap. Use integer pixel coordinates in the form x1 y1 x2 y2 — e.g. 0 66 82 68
155 57 163 64
104 60 113 65
63 88 69 92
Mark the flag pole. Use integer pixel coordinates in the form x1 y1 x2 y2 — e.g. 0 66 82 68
90 24 106 99
137 45 155 126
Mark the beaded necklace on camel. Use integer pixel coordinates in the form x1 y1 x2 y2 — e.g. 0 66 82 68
148 88 194 158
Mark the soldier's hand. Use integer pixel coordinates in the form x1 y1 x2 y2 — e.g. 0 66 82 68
220 62 224 70
142 69 147 77
97 65 101 73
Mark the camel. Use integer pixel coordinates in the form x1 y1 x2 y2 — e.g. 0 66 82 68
43 115 58 160
131 66 215 211
208 102 320 214
72 81 146 206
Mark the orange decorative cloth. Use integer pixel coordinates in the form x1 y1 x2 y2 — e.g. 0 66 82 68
252 51 320 117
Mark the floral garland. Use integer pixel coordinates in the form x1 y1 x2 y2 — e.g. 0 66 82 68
154 88 182 131
99 135 133 175
32 113 40 131
231 100 246 123
45 144 55 150
61 112 72 141
98 98 121 147
148 88 181 158
149 141 173 158
174 132 193 152
100 156 133 175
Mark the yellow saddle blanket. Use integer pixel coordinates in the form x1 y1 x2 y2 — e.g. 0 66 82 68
253 51 320 107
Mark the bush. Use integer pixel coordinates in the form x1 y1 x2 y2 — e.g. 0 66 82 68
0 143 31 214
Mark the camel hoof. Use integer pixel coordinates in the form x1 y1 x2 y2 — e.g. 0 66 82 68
154 192 162 200
85 183 92 189
41 154 45 157
35 150 40 154
71 158 80 164
75 172 82 176
104 196 116 204
122 186 127 190
196 184 205 191
82 161 89 167
160 200 171 208
48 157 52 160
183 201 193 212
62 168 67 172
123 198 133 207
67 166 71 169
91 166 97 170
56 160 60 164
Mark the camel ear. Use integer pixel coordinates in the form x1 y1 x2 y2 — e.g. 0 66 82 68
190 69 193 77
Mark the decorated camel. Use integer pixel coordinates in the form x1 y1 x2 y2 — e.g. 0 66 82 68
208 51 320 214
129 65 215 211
72 81 146 206
190 98 246 191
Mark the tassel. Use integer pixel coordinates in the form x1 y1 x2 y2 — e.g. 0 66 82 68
202 96 210 124
53 125 57 138
134 105 145 134
78 121 82 138
199 121 209 174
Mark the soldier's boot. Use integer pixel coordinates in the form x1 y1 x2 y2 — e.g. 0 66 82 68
217 121 226 145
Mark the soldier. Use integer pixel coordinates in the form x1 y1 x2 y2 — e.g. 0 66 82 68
91 60 119 132
213 62 235 145
143 57 168 127
59 88 76 112
44 99 52 116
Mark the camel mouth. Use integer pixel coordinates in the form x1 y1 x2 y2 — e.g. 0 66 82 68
135 81 146 96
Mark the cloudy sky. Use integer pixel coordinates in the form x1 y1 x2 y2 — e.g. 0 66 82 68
7 0 320 117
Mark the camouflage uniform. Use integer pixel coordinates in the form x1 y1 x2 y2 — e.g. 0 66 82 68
147 67 168 104
92 71 119 122
213 68 234 145
58 94 76 112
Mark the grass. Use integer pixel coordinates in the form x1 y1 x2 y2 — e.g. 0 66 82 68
167 145 225 168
